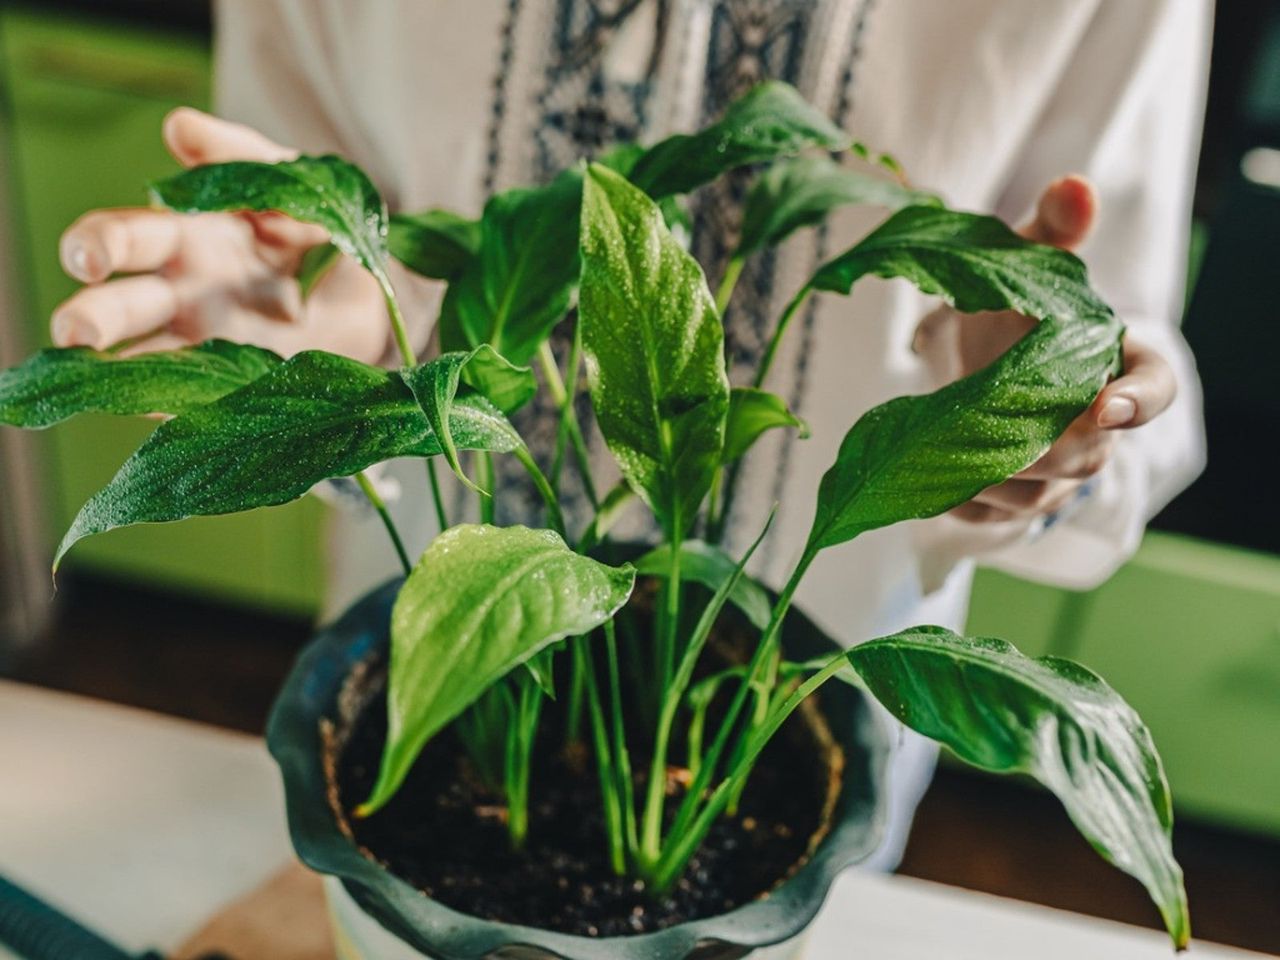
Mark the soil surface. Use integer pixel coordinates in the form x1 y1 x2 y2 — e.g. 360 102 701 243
333 675 836 937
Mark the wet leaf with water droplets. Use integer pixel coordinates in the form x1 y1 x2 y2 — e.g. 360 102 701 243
578 163 729 541
56 351 521 568
0 340 280 428
629 81 850 199
150 155 392 288
438 167 583 364
840 626 1188 948
736 154 940 257
399 344 535 490
804 205 1123 553
359 524 635 814
722 387 809 464
388 208 481 279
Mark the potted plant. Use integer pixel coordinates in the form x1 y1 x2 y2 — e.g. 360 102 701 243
0 82 1189 957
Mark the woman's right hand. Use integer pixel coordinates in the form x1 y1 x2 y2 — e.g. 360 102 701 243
52 108 389 363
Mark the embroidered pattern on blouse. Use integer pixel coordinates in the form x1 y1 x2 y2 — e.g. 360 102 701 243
474 0 874 540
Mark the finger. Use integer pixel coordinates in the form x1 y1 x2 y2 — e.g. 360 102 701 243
60 209 185 283
1019 175 1096 251
1017 418 1115 480
1091 338 1178 430
950 501 1019 524
162 107 297 167
970 477 1080 516
249 211 329 251
51 276 179 349
118 331 196 357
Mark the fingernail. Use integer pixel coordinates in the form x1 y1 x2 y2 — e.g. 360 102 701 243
1097 395 1136 428
51 310 93 347
51 310 75 345
69 242 90 277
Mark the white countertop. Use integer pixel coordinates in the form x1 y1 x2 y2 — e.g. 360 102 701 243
0 678 1271 959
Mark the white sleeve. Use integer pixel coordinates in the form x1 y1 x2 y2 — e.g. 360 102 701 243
972 0 1212 590
212 1 441 364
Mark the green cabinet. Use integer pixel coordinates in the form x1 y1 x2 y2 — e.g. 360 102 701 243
0 8 324 615
970 532 1280 836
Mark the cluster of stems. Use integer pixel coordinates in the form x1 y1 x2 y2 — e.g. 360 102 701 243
365 265 824 892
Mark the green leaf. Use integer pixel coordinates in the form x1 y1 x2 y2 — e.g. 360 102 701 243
388 209 480 279
438 167 583 364
808 321 1117 552
524 646 559 699
0 340 281 428
453 344 538 414
723 387 809 464
808 205 1114 320
55 351 521 568
575 481 637 554
844 627 1188 948
634 540 772 631
578 163 730 541
359 524 635 814
399 345 535 491
629 81 850 199
804 206 1122 553
737 154 940 257
150 155 391 289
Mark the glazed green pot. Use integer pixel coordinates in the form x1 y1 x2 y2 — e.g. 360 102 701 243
267 577 890 960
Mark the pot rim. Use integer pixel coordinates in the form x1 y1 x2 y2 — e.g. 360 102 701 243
267 577 890 960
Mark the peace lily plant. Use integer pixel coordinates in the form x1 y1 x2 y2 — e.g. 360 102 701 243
0 83 1189 951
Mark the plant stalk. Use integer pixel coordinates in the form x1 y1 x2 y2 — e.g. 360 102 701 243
604 620 638 857
581 640 627 874
514 446 567 538
652 650 845 891
706 285 815 544
380 279 417 369
537 340 599 509
663 547 815 858
425 458 450 531
354 471 411 575
753 285 812 389
477 453 496 524
714 254 746 317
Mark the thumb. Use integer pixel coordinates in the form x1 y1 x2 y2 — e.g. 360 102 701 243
1019 174 1097 251
162 107 298 168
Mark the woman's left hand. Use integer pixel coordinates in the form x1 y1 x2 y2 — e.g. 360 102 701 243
914 175 1178 525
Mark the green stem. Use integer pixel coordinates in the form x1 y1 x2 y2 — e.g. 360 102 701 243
639 516 774 871
380 280 453 534
651 653 846 891
354 471 411 575
425 458 450 531
714 254 746 317
660 538 682 696
380 279 417 369
477 453 496 524
706 286 815 546
663 548 815 857
549 325 584 494
504 673 546 850
565 637 587 746
604 620 638 858
753 285 812 389
582 640 627 875
513 446 566 538
537 340 599 509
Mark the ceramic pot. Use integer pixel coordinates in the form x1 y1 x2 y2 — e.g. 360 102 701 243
268 577 889 960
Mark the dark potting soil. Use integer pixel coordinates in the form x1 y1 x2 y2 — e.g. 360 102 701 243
332 676 839 937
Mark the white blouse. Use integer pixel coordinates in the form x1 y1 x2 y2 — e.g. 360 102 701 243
215 0 1211 863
